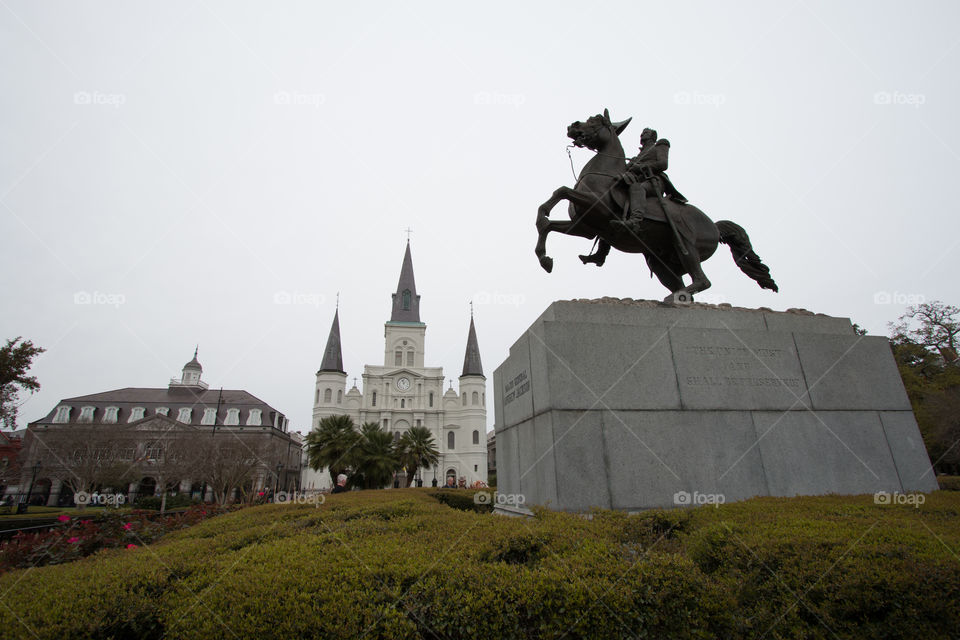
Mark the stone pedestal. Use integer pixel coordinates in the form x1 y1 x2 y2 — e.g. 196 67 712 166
493 300 937 513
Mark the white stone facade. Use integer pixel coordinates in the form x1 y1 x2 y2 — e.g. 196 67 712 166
310 242 488 487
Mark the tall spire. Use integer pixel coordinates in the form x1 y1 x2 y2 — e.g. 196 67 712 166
461 311 484 377
318 308 345 374
389 240 421 323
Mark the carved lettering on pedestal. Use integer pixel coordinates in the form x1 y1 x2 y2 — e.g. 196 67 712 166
503 370 530 406
683 345 801 389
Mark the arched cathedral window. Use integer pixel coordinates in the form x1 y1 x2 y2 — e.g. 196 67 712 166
447 431 455 450
402 289 411 310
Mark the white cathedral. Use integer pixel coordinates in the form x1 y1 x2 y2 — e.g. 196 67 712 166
309 241 488 488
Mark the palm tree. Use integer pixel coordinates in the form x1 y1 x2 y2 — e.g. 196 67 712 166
397 426 440 487
353 422 400 490
305 415 361 486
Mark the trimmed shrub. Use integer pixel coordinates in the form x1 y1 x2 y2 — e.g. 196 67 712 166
938 475 960 491
428 488 494 513
133 494 200 510
0 491 956 639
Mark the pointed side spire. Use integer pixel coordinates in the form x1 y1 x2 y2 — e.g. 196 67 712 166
318 309 345 374
461 312 484 377
390 240 421 323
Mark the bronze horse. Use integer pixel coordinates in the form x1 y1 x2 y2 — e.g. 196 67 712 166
535 110 777 302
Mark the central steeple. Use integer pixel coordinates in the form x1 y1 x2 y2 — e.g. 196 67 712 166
389 240 421 323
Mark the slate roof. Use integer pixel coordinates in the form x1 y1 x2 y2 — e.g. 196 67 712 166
29 387 283 428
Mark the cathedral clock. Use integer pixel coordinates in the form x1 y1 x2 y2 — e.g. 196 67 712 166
396 376 411 391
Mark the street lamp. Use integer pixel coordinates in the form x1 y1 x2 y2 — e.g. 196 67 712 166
431 465 437 488
274 462 283 500
20 461 41 514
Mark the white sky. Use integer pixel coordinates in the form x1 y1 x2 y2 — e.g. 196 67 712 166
2 1 958 434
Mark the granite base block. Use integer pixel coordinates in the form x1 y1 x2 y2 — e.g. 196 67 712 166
494 300 938 512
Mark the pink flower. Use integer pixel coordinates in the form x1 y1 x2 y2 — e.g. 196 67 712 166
122 523 132 530
57 515 71 522
126 544 137 549
67 537 80 543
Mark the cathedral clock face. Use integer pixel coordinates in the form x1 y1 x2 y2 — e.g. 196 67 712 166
396 377 411 391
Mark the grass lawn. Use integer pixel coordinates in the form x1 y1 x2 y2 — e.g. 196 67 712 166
0 489 957 639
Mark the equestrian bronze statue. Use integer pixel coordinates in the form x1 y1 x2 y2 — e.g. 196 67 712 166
535 109 778 303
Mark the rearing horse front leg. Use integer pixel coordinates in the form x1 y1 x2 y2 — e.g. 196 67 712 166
536 186 598 273
535 187 567 272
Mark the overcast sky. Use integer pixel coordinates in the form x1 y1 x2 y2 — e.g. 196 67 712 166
2 1 958 434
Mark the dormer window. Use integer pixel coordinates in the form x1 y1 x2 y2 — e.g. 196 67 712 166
53 406 71 423
246 409 262 426
177 407 192 423
78 406 95 423
155 407 169 417
128 407 145 422
201 408 217 425
402 289 411 310
225 408 240 425
103 407 119 424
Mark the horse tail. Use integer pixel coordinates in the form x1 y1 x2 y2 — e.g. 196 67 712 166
716 220 779 292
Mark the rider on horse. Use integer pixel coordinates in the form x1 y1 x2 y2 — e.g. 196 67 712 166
611 127 687 234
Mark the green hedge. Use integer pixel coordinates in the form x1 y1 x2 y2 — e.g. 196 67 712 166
0 490 957 639
132 494 200 511
937 475 960 491
427 488 494 513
